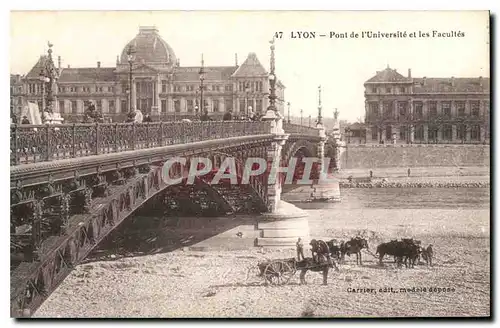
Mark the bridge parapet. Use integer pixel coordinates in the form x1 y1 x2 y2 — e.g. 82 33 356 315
283 122 321 137
10 121 272 166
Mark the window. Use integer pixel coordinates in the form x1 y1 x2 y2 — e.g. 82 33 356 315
213 99 219 112
414 102 423 118
174 99 181 112
415 125 424 140
212 85 220 92
239 99 245 113
238 82 244 92
187 99 194 112
224 98 233 111
121 100 128 113
369 102 378 117
186 85 195 92
108 86 114 93
400 87 406 93
96 87 103 92
372 87 377 93
442 102 451 117
457 124 466 140
161 100 167 113
37 101 43 110
225 84 233 92
371 126 378 140
109 100 115 113
429 101 437 117
456 102 465 116
203 99 208 111
443 124 452 140
471 125 480 141
70 87 76 92
400 125 407 140
161 80 167 93
256 99 263 113
59 100 65 113
398 102 407 116
383 102 392 118
385 87 391 94
96 99 102 111
470 101 480 117
71 100 78 114
58 87 64 93
385 126 392 140
258 81 263 92
83 87 90 92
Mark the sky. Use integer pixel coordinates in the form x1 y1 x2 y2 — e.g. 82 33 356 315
10 11 489 122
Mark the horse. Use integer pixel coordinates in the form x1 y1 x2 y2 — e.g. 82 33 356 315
296 257 337 285
310 239 339 270
340 237 369 265
326 239 341 260
377 239 420 268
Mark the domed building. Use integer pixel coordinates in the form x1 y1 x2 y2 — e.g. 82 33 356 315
16 26 286 122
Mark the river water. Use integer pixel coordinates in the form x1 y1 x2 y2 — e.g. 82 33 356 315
298 187 490 210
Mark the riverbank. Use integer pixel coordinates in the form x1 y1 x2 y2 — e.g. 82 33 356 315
35 204 490 318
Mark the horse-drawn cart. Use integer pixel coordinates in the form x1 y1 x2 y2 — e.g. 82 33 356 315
248 257 334 286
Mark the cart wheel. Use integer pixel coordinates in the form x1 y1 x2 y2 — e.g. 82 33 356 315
264 261 295 285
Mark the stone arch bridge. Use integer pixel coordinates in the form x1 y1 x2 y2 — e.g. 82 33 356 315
9 119 341 317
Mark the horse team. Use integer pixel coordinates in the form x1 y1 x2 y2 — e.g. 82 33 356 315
310 237 434 268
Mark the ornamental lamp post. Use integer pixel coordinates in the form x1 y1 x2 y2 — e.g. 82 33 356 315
245 83 251 117
287 102 291 123
317 85 323 127
262 37 280 121
308 115 311 127
199 54 205 118
126 45 135 113
300 109 303 126
39 69 50 114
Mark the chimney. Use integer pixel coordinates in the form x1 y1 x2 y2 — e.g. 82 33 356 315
235 53 238 66
408 68 411 78
451 76 455 87
58 56 61 70
67 64 71 68
422 77 426 85
97 61 101 68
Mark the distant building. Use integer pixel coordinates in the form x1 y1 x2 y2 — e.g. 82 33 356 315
364 66 490 144
12 26 285 122
10 74 24 120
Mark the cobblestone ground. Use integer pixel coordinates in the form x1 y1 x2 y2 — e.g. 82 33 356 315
35 207 490 318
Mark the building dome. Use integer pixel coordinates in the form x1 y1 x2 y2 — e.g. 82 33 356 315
120 26 176 65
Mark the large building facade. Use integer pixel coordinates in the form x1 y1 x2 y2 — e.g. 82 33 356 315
364 67 490 144
12 26 285 122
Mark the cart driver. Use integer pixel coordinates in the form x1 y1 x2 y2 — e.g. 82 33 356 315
296 238 305 261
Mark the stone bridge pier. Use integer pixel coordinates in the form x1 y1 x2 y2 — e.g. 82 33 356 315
256 115 330 247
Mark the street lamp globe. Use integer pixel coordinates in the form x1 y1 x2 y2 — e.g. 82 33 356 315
269 74 276 81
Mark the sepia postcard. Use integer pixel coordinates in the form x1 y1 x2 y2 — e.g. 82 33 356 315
9 10 490 319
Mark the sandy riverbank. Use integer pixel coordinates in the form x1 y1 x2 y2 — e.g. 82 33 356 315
35 206 490 318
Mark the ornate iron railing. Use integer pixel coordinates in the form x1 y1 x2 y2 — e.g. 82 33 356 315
10 121 271 166
283 122 319 137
